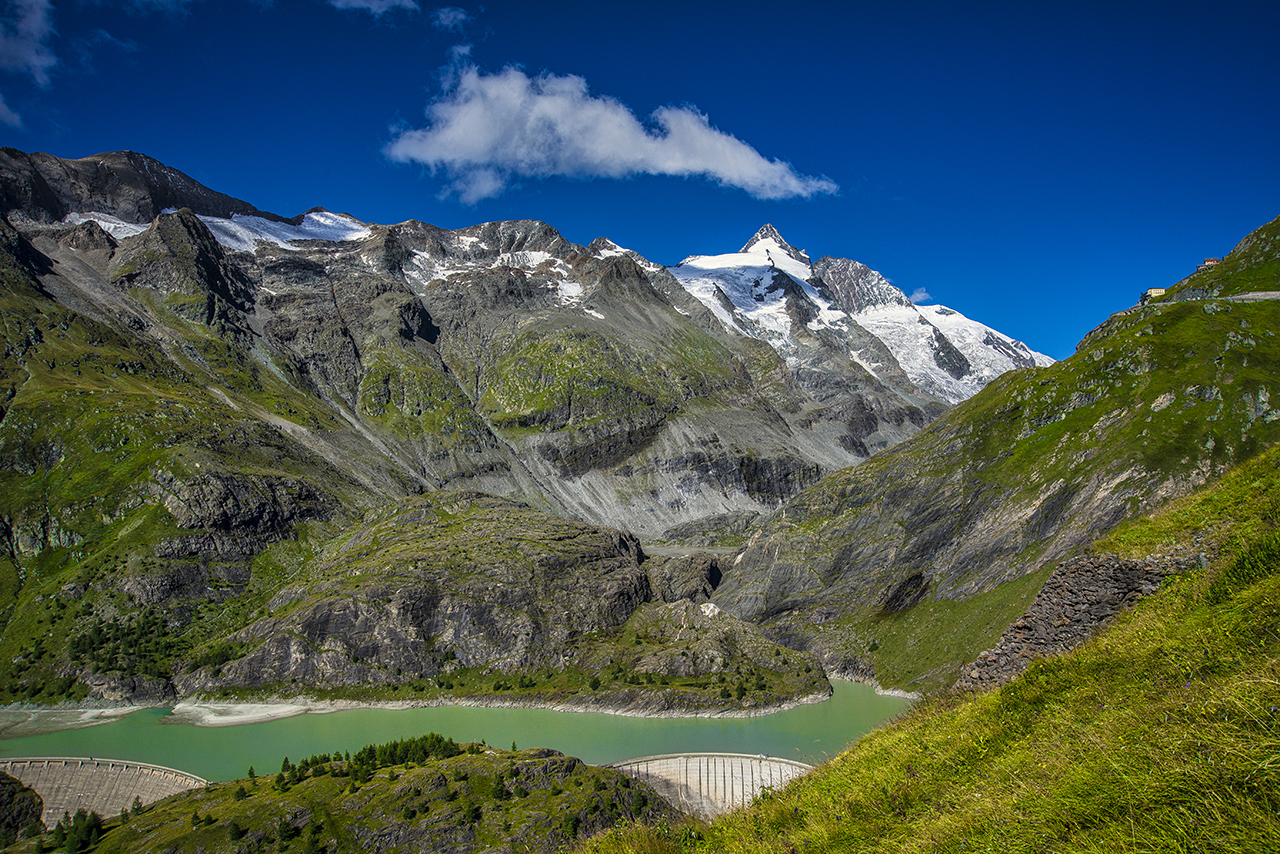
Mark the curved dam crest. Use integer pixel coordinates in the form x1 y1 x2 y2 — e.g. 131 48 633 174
607 753 813 819
0 758 205 827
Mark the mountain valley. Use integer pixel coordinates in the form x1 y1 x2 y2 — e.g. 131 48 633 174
0 146 1277 853
0 145 1275 718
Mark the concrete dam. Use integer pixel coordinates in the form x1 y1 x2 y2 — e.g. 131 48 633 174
1 752 811 826
607 752 813 819
0 758 205 827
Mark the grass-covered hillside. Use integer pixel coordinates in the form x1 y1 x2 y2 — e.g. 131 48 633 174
582 441 1280 853
1159 212 1280 301
0 481 826 711
4 733 675 854
714 213 1280 692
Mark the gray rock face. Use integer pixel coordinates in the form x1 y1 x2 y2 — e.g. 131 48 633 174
174 492 653 690
955 552 1199 691
78 672 177 705
158 471 332 543
645 553 721 604
811 255 912 313
0 770 42 840
0 148 279 225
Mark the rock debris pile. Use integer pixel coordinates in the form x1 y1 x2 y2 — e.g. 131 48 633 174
956 552 1202 692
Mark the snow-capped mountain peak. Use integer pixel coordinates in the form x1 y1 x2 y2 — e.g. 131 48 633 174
668 229 1054 405
740 223 812 267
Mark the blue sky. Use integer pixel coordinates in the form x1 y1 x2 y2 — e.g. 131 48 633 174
1 0 1277 359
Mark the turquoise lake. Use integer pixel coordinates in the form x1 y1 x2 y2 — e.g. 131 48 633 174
0 681 910 781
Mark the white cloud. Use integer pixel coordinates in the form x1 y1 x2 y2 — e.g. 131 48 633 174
0 0 56 127
431 6 469 31
385 64 839 204
328 0 419 14
0 0 56 85
0 90 20 127
909 287 932 304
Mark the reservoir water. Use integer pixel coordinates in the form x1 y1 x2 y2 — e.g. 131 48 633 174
0 681 909 782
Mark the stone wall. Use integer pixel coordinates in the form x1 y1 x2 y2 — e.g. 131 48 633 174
955 552 1201 692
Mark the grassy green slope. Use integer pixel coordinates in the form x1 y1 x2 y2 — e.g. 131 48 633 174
174 492 827 711
718 214 1280 692
7 737 675 854
1162 212 1280 301
582 442 1280 854
0 225 379 703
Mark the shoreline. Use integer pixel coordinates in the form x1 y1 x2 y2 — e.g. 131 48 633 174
0 705 146 739
169 686 837 727
868 682 922 701
0 680 894 734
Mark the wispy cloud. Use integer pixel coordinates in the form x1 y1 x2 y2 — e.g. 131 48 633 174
431 6 469 31
119 0 198 11
0 91 20 126
0 0 57 126
386 64 839 204
69 29 140 75
327 0 419 14
909 287 932 304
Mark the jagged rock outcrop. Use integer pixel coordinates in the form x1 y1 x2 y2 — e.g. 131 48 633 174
645 553 722 604
174 492 652 690
811 255 913 313
955 553 1201 691
77 672 178 705
0 770 42 842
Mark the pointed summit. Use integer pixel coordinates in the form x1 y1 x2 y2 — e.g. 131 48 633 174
740 224 811 267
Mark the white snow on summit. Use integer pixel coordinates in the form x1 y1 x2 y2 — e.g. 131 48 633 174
197 211 372 251
668 225 1054 404
668 227 841 348
62 209 373 251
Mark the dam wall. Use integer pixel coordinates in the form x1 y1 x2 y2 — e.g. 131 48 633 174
0 758 205 827
607 752 812 819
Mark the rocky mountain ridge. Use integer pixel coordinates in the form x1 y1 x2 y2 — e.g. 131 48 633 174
709 212 1280 690
1 145 1270 708
668 224 1053 405
0 148 1041 550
